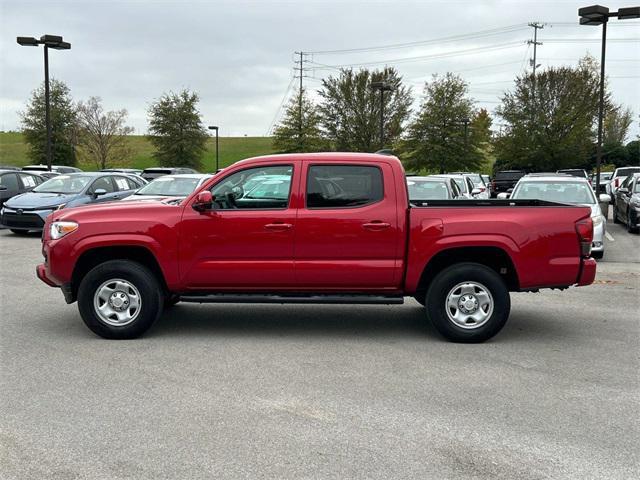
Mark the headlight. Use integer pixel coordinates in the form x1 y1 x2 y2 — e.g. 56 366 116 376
50 221 78 240
592 215 603 227
56 204 66 210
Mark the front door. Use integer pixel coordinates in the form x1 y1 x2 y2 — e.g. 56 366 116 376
179 163 299 290
295 162 402 290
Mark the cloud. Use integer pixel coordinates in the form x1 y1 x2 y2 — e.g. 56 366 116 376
1 0 638 138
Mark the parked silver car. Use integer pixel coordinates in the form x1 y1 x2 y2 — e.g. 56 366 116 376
439 174 485 199
507 175 609 259
406 176 464 202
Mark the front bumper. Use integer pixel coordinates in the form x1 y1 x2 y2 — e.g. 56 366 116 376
37 263 75 303
1 207 54 230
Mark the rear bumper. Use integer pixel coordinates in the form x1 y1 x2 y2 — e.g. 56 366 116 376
577 258 597 286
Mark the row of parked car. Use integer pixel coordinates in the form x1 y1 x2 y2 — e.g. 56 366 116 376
0 164 212 234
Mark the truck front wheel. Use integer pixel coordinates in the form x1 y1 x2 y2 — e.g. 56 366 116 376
77 260 164 339
425 263 510 343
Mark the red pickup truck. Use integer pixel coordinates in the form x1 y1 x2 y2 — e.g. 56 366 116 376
37 153 596 342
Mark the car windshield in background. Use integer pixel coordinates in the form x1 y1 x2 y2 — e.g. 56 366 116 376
33 175 91 194
635 181 640 193
617 167 640 177
136 177 202 196
407 180 450 200
466 174 484 186
496 171 525 181
512 181 596 204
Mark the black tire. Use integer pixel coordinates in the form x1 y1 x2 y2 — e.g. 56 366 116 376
592 250 604 260
425 263 510 343
77 260 164 339
10 229 30 235
612 207 620 224
628 213 639 234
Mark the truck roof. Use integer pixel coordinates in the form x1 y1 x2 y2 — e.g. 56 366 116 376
234 152 402 167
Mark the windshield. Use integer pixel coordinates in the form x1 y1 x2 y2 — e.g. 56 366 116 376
466 174 484 186
617 167 640 177
635 180 640 193
496 171 524 181
511 181 596 204
33 175 92 194
135 176 203 196
407 180 450 200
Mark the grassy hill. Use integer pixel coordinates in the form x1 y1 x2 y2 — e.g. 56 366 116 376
0 132 276 172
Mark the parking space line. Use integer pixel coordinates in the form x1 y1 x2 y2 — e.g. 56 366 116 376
605 231 615 242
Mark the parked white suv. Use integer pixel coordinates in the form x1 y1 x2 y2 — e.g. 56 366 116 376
607 166 640 203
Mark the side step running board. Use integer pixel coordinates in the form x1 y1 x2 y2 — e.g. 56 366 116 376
178 293 405 305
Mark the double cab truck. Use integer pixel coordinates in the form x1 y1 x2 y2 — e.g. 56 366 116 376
37 153 597 343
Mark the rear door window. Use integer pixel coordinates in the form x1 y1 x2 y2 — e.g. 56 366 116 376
306 165 383 208
0 173 19 191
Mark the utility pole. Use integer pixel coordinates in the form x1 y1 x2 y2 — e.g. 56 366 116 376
294 51 307 146
527 22 544 104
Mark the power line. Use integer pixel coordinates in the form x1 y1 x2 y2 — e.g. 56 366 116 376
306 24 529 55
307 41 526 70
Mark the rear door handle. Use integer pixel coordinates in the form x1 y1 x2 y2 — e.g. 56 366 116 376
264 223 293 231
362 221 391 230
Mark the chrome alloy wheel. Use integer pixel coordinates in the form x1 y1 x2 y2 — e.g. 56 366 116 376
93 278 142 326
445 281 494 329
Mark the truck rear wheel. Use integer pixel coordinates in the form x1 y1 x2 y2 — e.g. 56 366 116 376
77 260 164 339
425 263 510 343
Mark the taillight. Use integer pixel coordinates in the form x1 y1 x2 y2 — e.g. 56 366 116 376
575 218 594 257
614 178 620 187
491 180 496 189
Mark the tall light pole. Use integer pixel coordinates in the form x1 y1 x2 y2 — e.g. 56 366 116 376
578 5 640 194
17 35 71 171
370 81 394 151
208 126 219 172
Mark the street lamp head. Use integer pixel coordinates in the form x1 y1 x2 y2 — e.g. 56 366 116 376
578 4 610 18
17 36 39 46
617 6 640 19
40 34 63 45
580 16 605 25
208 125 219 131
50 41 71 50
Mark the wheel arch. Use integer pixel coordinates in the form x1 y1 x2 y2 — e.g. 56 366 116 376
70 245 168 302
414 246 520 299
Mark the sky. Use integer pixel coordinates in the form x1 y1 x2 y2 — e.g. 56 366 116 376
1 0 639 139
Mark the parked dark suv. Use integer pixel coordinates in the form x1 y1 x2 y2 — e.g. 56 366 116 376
140 167 198 182
490 170 526 198
0 170 44 207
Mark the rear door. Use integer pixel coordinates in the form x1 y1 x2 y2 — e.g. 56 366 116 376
0 173 20 206
295 162 403 290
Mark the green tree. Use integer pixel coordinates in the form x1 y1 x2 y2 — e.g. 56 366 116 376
402 73 482 173
272 88 326 153
470 108 494 172
76 97 134 170
147 89 208 169
494 56 604 172
318 67 412 152
626 140 639 165
19 79 78 166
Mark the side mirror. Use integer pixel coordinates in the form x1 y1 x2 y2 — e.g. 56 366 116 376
497 192 510 200
598 194 611 203
93 188 107 198
507 188 514 193
471 187 482 196
192 190 214 212
617 187 628 194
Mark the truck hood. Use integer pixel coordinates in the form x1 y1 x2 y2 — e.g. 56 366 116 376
5 191 79 209
52 198 180 222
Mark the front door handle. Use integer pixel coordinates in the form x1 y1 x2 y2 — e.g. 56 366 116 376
264 223 293 231
362 221 391 230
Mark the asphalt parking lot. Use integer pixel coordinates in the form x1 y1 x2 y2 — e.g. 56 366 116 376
1 217 638 480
